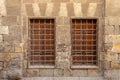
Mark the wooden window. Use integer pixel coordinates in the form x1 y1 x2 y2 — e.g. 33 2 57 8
71 19 98 66
29 19 55 67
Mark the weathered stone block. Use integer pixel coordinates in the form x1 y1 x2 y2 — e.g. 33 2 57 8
3 26 21 43
6 0 21 7
3 42 15 52
54 69 63 77
52 3 60 16
87 70 102 77
64 17 70 25
39 3 47 16
39 69 54 77
2 16 18 26
52 0 70 2
105 26 115 35
59 3 68 17
35 0 51 3
6 6 21 16
72 70 87 77
104 70 120 79
67 3 74 16
26 69 40 77
14 43 23 53
25 4 34 16
0 26 9 34
56 17 64 25
23 0 34 3
106 0 120 16
54 77 79 80
111 61 120 69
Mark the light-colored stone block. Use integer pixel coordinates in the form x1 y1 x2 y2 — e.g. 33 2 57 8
73 3 82 16
0 0 6 16
59 3 68 17
33 3 41 16
54 77 79 80
0 26 9 34
45 3 54 16
87 3 97 16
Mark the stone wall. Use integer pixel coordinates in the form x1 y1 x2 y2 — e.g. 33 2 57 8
0 0 120 80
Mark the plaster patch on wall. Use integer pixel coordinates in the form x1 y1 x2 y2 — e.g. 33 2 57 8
33 3 41 16
59 3 68 17
45 3 54 16
0 0 6 16
73 3 82 16
87 3 97 16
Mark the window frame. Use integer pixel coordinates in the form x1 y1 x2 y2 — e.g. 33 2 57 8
70 17 99 69
27 17 56 68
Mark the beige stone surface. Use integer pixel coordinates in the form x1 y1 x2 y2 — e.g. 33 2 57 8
87 3 97 16
73 3 82 16
59 3 68 17
0 26 9 34
33 3 41 16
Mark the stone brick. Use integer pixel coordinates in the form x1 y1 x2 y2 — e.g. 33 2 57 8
23 0 34 3
39 3 47 16
23 77 53 80
106 0 120 16
54 69 63 77
35 0 51 3
1 16 18 26
14 43 23 53
79 77 104 80
94 3 103 17
105 26 115 35
0 26 9 34
73 3 82 16
64 17 70 25
59 3 68 17
87 70 102 77
3 26 21 43
56 17 64 25
6 6 21 16
52 3 60 16
25 4 34 16
104 70 120 79
0 0 6 16
54 77 79 80
26 69 40 77
87 3 97 17
67 3 74 16
72 70 87 77
39 69 54 77
3 42 15 52
32 3 41 16
45 3 54 16
52 0 70 2
6 0 21 7
111 61 120 69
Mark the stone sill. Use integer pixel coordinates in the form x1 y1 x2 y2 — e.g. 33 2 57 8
29 65 55 68
71 65 98 69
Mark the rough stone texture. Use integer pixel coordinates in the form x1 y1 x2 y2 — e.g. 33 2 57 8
0 26 9 34
1 0 120 80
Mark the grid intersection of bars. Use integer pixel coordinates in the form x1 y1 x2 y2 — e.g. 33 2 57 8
29 19 55 66
71 19 98 65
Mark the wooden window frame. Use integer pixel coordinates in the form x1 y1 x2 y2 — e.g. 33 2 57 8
70 18 99 69
28 17 56 68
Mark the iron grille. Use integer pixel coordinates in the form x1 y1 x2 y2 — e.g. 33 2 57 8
29 19 55 66
71 19 98 65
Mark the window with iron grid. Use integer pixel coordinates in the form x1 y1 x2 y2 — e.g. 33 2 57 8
29 19 55 66
71 19 98 66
